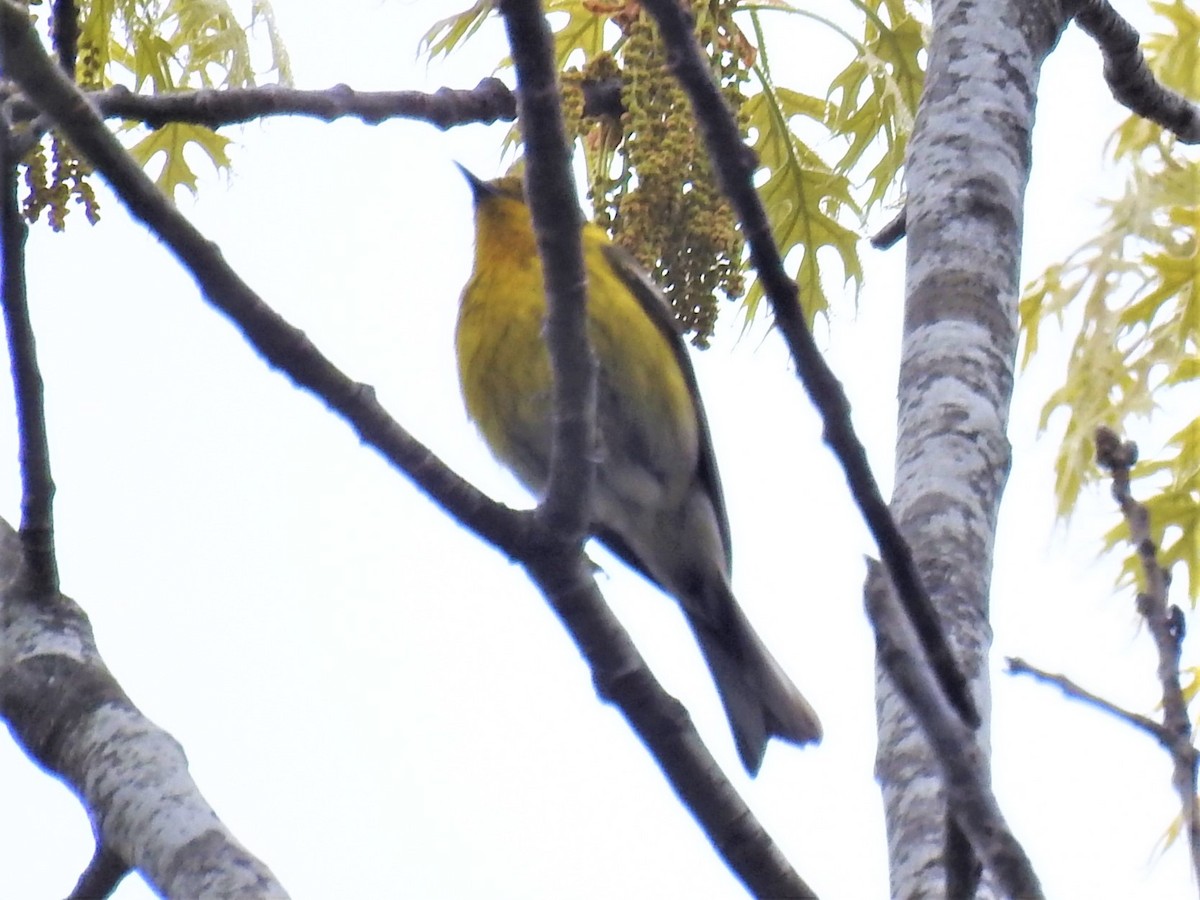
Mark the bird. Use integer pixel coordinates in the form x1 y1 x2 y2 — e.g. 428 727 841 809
454 168 821 774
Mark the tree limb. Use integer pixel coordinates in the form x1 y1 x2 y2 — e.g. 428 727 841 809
0 120 58 591
865 563 1043 898
67 845 129 900
499 0 595 541
86 79 518 131
0 78 518 161
1 77 626 163
1068 0 1200 143
866 0 1198 253
869 208 907 250
0 516 287 897
525 551 818 899
50 0 78 78
1094 425 1200 881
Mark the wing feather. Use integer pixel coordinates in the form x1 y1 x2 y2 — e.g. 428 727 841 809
598 242 733 574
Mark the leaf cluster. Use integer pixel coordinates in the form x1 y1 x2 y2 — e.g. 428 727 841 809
18 0 291 217
1019 0 1199 603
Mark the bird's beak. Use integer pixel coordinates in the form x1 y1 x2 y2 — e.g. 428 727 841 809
455 163 493 202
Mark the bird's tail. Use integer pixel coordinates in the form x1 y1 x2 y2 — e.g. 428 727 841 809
687 593 821 775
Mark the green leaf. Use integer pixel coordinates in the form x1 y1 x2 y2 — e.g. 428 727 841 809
72 0 288 198
252 0 294 85
742 86 863 324
126 123 232 199
544 0 611 68
419 1 494 61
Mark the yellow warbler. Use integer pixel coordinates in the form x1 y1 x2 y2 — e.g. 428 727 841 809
455 169 821 774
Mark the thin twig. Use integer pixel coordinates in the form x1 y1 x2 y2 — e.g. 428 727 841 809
0 120 59 592
870 207 907 250
638 0 978 729
1007 656 1172 742
1095 425 1200 881
1068 0 1200 143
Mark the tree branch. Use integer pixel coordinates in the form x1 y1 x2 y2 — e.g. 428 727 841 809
1094 425 1200 880
638 0 978 729
0 78 519 160
865 563 1043 898
869 208 907 250
67 844 129 900
0 77 627 158
88 79 519 131
1068 0 1200 143
0 120 58 592
0 516 287 897
50 0 78 78
867 0 1199 253
0 76 626 168
526 551 817 899
1006 656 1173 742
499 0 595 541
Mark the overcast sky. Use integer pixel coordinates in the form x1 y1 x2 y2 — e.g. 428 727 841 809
1 1 1195 897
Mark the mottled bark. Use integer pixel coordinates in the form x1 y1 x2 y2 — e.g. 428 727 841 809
0 515 288 898
876 0 1065 896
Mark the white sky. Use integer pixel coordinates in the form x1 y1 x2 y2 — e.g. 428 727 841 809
1 1 1195 897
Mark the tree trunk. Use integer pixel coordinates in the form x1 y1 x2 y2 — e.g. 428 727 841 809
875 0 1066 895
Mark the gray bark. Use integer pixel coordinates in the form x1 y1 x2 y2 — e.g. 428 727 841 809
876 0 1066 896
0 516 288 898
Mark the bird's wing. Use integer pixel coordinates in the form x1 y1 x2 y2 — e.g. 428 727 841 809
600 242 733 574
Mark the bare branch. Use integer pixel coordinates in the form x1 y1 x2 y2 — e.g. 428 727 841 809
50 0 78 78
0 77 627 152
0 517 288 897
499 0 595 542
0 79 516 160
67 845 129 900
1094 425 1200 879
1069 0 1200 143
90 79 518 131
527 551 818 899
865 563 1044 899
637 0 978 730
1007 656 1172 741
0 122 58 591
944 820 982 900
870 208 907 250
